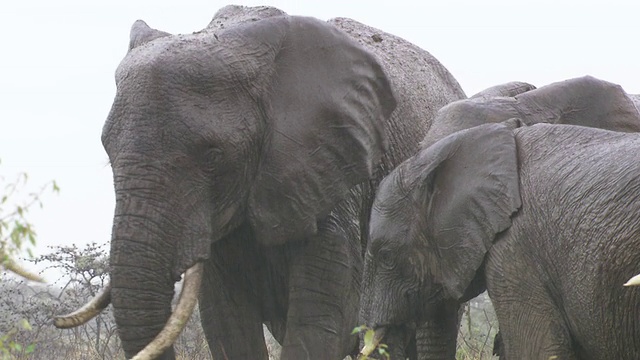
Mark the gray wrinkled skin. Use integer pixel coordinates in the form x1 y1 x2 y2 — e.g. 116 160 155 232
101 5 464 360
630 93 640 113
363 122 640 359
422 75 640 148
360 77 640 359
327 16 466 172
469 81 537 100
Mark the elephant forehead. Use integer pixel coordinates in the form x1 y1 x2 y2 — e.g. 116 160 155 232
116 34 229 87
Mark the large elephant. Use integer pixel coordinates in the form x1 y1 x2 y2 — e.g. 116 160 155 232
358 77 640 359
53 5 465 360
361 121 640 359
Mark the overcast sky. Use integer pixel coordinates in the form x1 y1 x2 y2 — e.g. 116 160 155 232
1 0 638 281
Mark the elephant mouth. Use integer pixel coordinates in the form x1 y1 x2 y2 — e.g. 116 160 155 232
359 326 386 358
358 324 415 358
53 262 204 360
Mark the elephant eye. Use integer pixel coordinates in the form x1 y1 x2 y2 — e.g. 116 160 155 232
202 146 223 166
205 146 223 161
198 146 225 174
377 249 395 270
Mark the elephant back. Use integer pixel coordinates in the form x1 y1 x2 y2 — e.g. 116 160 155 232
328 17 466 173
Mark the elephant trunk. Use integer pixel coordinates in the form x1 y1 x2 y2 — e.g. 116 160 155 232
105 157 217 359
415 303 461 360
109 193 182 359
131 263 203 360
111 242 176 359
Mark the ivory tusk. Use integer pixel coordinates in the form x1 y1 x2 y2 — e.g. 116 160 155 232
358 327 387 358
132 262 203 360
2 258 45 283
54 283 112 328
624 273 640 287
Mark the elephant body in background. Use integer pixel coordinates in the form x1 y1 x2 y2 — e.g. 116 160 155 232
362 122 640 359
421 75 640 148
98 5 464 360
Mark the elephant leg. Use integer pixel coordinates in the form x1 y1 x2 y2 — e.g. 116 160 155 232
280 203 362 359
486 252 577 359
199 224 269 360
490 306 577 360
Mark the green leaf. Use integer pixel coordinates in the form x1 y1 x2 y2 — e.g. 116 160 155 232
364 328 374 346
351 325 367 335
19 319 31 331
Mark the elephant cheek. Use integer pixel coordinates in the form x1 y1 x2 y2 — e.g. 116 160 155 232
210 202 241 236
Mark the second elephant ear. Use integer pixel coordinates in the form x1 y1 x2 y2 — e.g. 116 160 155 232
418 123 521 300
247 16 396 245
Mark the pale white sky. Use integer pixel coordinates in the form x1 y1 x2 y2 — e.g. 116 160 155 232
1 0 638 281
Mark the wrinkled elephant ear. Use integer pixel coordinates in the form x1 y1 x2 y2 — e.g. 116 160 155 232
247 16 396 246
128 20 171 51
418 123 521 299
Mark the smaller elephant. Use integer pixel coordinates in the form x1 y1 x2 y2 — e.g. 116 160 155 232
360 122 640 359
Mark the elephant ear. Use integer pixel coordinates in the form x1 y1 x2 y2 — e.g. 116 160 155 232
128 20 171 51
418 123 521 300
247 16 396 245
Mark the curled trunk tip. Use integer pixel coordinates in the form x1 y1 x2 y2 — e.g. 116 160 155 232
54 283 112 328
131 262 203 360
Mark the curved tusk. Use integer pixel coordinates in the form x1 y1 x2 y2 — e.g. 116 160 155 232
132 262 203 360
358 327 387 358
624 273 640 287
54 283 112 328
3 258 45 283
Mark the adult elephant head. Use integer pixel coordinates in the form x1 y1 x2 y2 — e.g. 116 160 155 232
55 5 466 360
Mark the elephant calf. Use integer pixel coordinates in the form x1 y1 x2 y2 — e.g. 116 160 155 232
360 122 640 359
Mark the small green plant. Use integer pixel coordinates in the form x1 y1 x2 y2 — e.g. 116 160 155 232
0 158 58 358
0 319 35 359
352 325 389 359
0 160 58 281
